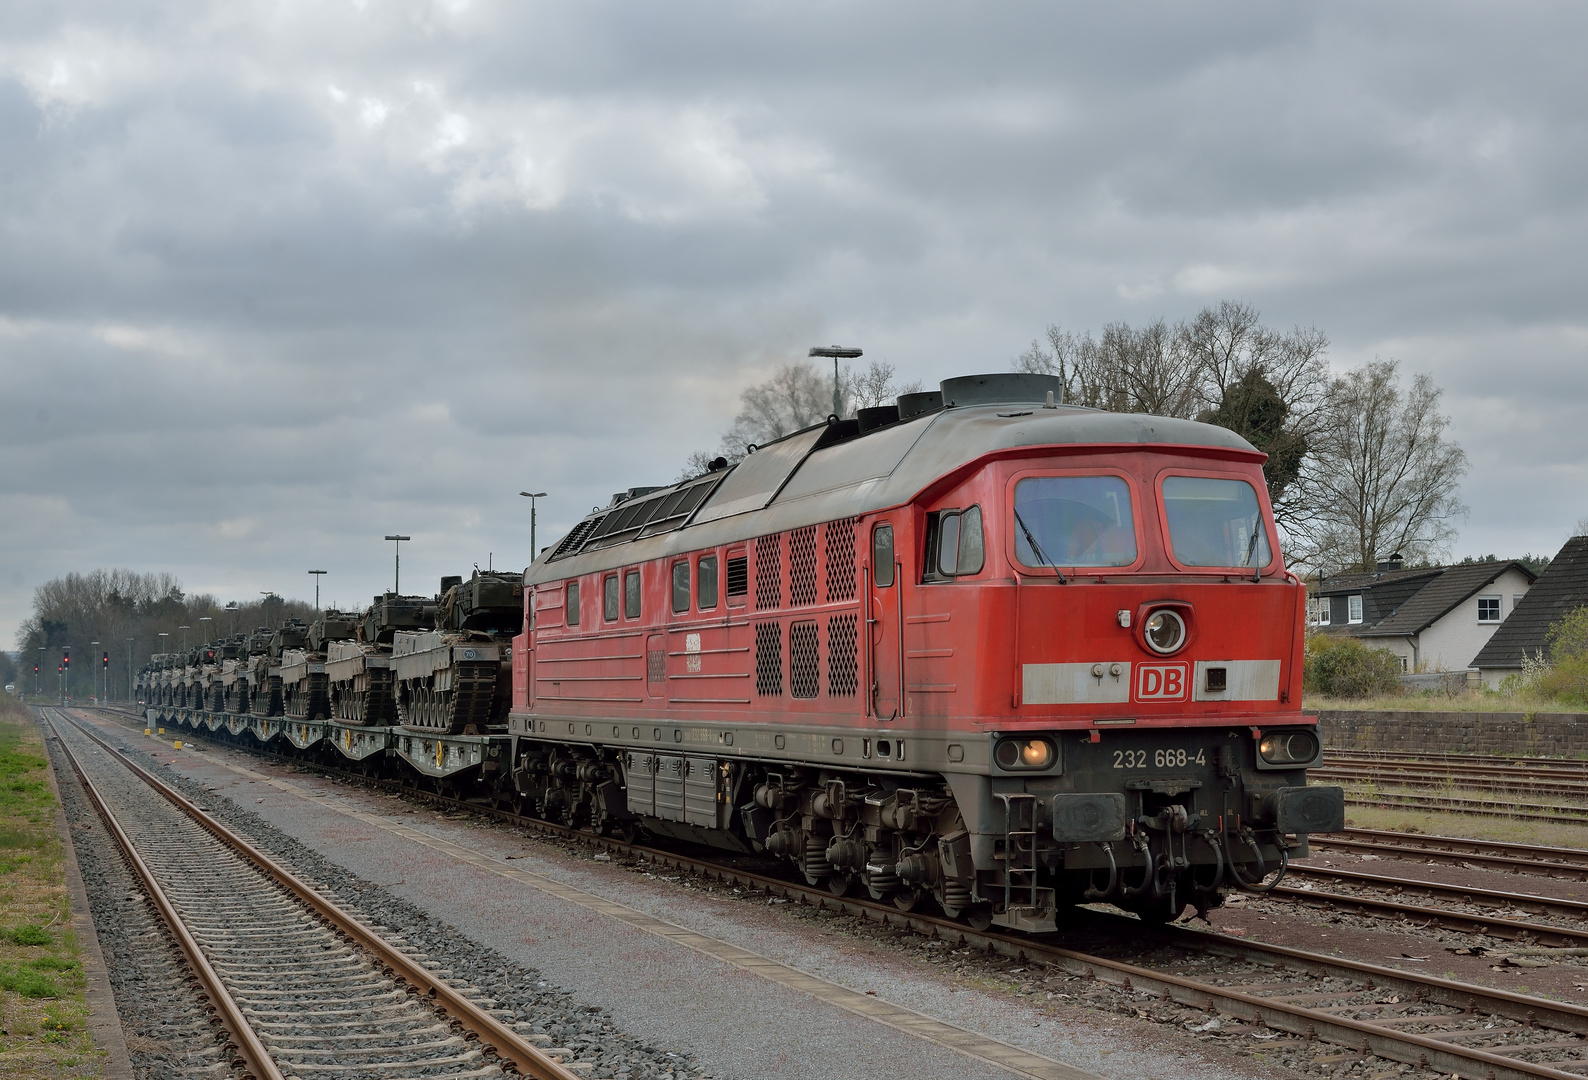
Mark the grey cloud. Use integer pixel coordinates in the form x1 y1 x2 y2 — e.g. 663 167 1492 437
3 1 1587 644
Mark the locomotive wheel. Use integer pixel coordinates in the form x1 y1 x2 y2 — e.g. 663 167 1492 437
963 904 994 932
825 872 855 897
891 889 922 912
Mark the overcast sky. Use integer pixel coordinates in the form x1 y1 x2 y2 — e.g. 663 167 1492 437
3 1 1586 647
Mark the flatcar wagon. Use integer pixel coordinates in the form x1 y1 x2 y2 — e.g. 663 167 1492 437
506 372 1345 931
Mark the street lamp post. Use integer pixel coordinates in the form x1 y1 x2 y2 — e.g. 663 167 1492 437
37 647 44 698
91 641 99 703
309 570 327 612
260 592 278 628
384 536 411 594
809 346 863 420
127 638 135 702
226 601 239 637
180 625 191 652
158 632 169 657
199 616 212 644
519 493 547 560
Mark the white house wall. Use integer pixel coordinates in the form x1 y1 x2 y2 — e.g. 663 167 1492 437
1414 567 1535 673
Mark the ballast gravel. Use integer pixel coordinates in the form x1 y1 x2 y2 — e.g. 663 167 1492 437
45 733 241 1080
51 726 708 1080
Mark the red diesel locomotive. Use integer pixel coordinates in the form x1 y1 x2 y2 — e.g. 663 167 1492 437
507 372 1344 929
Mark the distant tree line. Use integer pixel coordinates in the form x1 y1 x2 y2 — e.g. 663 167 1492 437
12 569 314 702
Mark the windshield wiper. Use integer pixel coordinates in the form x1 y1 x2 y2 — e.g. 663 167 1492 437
1241 514 1263 581
1013 507 1066 584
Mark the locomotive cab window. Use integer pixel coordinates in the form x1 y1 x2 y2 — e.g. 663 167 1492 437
872 524 895 586
603 575 619 622
924 506 985 580
1012 475 1137 569
625 569 642 619
672 561 690 614
698 556 718 610
1161 475 1271 569
566 581 580 626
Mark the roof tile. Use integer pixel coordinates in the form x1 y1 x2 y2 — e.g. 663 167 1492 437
1473 536 1588 669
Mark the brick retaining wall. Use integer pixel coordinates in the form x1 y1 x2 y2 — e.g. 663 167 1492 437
1317 709 1588 758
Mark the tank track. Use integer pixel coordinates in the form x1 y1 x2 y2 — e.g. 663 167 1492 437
331 667 396 726
283 673 330 721
398 660 502 735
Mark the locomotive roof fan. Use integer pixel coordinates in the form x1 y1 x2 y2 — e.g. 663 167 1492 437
939 372 1064 408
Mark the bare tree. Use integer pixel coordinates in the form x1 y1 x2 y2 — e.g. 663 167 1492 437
1293 360 1468 572
849 360 922 410
679 358 921 480
1016 319 1200 416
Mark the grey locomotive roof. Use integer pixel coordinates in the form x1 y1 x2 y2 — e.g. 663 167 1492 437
526 395 1259 586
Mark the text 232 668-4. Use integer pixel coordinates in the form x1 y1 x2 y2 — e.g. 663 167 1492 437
1112 748 1207 769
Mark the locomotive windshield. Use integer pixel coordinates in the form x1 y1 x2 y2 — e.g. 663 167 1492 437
1161 475 1272 568
1012 476 1137 567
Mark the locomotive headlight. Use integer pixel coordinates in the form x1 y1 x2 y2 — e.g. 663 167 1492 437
1143 609 1186 654
1258 729 1320 765
995 737 1055 770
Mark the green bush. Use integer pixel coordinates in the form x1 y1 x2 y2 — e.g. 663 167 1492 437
1304 633 1404 698
1539 607 1588 705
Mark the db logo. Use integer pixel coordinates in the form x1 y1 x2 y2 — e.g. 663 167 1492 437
1135 662 1189 702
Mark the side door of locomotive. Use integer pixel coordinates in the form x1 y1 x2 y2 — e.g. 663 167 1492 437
868 521 903 720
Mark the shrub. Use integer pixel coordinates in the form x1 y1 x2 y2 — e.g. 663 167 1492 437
1538 607 1588 705
1304 633 1404 698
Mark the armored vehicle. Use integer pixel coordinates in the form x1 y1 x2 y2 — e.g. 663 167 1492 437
240 627 283 717
280 611 358 721
326 594 434 725
393 571 521 734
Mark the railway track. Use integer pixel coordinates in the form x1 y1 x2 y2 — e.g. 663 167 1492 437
1320 829 1588 880
1338 787 1588 822
1328 750 1588 775
1317 764 1588 802
75 706 1588 1080
43 707 584 1080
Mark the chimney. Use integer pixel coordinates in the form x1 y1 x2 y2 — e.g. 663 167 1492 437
1376 552 1405 573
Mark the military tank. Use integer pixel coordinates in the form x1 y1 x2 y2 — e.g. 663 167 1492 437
203 639 244 711
326 593 434 724
219 635 254 713
240 626 282 717
280 611 359 721
392 570 521 734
